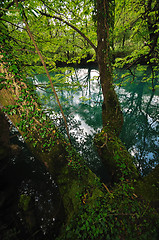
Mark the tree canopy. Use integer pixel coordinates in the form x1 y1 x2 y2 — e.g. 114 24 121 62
1 0 158 69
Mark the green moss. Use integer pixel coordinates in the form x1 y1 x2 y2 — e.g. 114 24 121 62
102 88 124 136
56 162 104 223
135 165 159 208
57 182 159 240
94 126 139 183
19 194 31 211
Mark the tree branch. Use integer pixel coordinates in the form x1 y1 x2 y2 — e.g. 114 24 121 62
38 10 97 53
0 18 26 30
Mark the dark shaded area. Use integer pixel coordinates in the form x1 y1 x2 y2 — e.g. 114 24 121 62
0 111 62 240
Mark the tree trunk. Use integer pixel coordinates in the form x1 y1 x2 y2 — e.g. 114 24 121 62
146 0 159 55
94 0 138 181
0 52 104 226
96 0 123 136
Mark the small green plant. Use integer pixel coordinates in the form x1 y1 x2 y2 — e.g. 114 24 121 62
58 179 159 240
19 194 31 211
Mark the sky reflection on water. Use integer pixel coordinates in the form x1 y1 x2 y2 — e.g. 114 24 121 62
34 67 159 176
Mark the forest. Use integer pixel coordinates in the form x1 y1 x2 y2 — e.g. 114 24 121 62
0 0 159 239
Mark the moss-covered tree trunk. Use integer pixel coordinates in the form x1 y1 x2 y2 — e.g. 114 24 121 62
94 0 130 181
93 0 141 184
96 0 123 136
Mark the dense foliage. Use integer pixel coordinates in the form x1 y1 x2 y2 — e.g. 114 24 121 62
1 0 158 69
0 0 159 239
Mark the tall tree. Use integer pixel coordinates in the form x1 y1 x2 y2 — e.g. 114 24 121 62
96 0 123 135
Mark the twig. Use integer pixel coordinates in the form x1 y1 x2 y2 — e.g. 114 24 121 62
102 183 111 194
0 8 17 11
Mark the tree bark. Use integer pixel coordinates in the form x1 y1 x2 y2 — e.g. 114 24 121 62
146 0 159 55
96 0 123 136
93 0 137 181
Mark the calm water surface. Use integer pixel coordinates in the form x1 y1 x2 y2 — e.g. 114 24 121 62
34 66 159 176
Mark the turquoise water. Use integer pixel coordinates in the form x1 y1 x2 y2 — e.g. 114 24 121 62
33 66 159 176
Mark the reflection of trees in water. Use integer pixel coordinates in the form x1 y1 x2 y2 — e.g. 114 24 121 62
119 82 159 175
72 103 102 129
34 67 159 176
67 114 109 183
